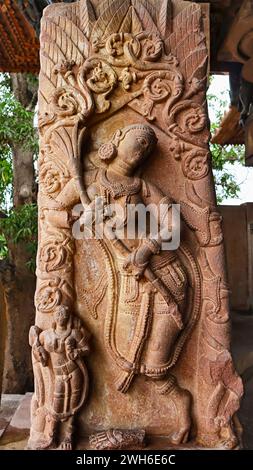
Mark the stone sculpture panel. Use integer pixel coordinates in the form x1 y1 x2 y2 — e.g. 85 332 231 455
28 0 243 450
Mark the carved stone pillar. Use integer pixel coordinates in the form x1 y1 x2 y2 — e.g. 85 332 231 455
28 0 243 450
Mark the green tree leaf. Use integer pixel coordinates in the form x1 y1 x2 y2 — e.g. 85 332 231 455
208 78 244 202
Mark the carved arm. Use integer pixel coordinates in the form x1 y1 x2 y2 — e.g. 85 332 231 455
123 183 178 276
29 325 49 367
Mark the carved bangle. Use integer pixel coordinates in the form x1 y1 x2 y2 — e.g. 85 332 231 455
131 251 149 269
159 195 172 207
144 238 161 255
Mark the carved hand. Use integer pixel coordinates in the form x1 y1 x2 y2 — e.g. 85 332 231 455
33 344 48 367
68 349 79 361
123 243 154 279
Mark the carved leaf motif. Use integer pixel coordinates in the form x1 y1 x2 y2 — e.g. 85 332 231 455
131 0 160 36
165 4 207 82
57 16 90 59
51 127 75 166
131 7 143 35
173 3 202 35
42 42 65 88
42 16 89 73
38 89 50 109
40 14 90 96
158 0 172 39
181 49 207 83
103 1 131 39
91 0 129 44
40 231 74 273
57 2 80 27
40 55 58 90
132 0 157 24
41 22 66 63
119 7 132 33
96 0 120 17
79 0 96 39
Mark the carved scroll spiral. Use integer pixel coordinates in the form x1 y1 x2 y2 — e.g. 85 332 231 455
182 150 210 180
40 232 74 273
40 159 70 196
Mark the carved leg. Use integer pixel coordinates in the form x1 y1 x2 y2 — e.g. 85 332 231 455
218 383 242 449
59 416 74 451
53 377 66 414
156 375 192 445
70 369 83 409
198 351 243 449
214 393 241 449
217 421 239 450
38 414 58 450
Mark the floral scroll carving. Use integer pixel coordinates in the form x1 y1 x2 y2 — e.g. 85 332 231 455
182 150 209 180
40 156 70 196
30 0 243 451
40 231 74 273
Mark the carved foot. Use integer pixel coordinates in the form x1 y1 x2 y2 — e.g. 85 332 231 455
197 426 239 449
170 429 189 446
27 437 56 450
89 429 145 450
219 424 239 450
156 376 192 446
220 437 238 450
59 438 73 451
168 388 192 446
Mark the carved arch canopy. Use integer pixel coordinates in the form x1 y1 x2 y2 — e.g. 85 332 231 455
31 0 243 450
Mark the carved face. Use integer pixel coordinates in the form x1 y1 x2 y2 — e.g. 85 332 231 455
116 128 157 170
54 306 69 327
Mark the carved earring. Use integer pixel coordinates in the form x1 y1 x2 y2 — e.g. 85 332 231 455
98 142 117 161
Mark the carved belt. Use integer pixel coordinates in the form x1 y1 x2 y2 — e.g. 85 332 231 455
54 360 78 377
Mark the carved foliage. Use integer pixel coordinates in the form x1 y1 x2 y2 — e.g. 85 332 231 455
40 230 74 273
80 0 96 40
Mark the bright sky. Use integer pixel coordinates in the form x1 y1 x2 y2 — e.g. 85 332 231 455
208 75 253 205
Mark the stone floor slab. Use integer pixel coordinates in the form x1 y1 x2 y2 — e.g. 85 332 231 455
0 395 23 438
0 393 31 450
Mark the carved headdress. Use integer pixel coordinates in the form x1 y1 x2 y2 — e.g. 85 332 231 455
98 124 158 161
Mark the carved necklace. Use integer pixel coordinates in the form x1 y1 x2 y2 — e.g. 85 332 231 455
54 326 72 342
100 169 142 199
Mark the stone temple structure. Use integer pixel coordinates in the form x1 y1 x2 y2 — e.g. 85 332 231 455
27 0 243 450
